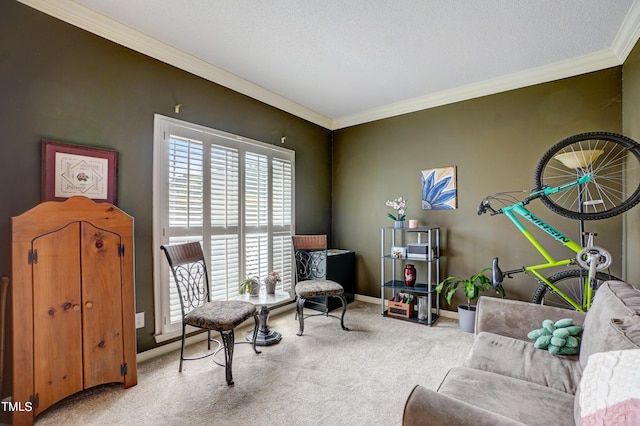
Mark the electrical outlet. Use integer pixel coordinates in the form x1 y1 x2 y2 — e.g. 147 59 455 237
135 312 145 329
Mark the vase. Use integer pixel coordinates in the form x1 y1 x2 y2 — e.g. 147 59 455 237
394 220 404 229
264 277 277 294
403 264 416 287
417 296 428 320
249 278 260 297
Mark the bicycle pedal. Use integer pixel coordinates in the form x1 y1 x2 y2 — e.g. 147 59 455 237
576 246 612 270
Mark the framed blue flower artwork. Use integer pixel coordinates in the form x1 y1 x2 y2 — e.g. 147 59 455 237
421 166 457 210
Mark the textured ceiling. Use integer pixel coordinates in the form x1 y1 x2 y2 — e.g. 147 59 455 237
19 0 640 128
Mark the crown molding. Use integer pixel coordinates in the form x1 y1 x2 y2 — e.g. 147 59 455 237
332 49 622 130
17 0 640 132
612 0 640 61
333 0 640 131
17 0 333 129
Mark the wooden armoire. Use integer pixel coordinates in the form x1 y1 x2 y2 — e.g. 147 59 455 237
12 196 137 425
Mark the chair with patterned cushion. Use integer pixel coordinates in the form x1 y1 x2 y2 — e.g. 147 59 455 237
161 242 260 386
292 235 349 336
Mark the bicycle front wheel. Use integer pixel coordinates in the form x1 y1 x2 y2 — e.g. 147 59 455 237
534 132 640 220
531 269 618 310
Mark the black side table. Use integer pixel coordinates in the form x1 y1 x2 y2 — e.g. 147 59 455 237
305 249 355 312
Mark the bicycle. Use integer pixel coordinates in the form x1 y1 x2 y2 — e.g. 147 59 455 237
477 132 640 311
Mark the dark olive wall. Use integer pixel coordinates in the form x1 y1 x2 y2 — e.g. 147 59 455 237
0 1 331 403
622 41 640 283
332 68 624 307
2 0 639 412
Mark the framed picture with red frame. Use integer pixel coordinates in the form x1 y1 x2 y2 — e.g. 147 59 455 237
41 139 118 205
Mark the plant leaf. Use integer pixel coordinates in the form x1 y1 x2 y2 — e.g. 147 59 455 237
445 287 457 305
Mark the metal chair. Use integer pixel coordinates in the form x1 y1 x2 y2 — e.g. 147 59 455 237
160 242 260 385
292 235 349 336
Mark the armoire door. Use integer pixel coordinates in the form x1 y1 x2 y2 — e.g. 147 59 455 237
81 222 125 388
32 223 83 416
13 197 137 426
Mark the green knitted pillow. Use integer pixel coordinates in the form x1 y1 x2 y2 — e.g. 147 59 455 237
528 318 582 355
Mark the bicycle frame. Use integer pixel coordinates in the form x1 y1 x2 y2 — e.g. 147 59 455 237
495 175 594 311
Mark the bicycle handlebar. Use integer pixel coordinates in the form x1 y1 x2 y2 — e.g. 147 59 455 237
477 188 542 216
477 198 499 216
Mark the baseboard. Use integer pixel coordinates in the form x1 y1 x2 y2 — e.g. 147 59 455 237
437 309 458 319
353 293 380 304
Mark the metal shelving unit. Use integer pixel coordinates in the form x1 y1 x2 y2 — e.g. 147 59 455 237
380 226 440 325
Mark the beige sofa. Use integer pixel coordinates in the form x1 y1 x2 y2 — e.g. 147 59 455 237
403 280 640 426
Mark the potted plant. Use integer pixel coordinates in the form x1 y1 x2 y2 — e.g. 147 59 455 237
240 275 260 297
436 267 505 333
385 196 407 228
264 271 281 294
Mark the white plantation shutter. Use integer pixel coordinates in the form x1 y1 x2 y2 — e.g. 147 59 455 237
210 144 239 229
245 152 268 228
166 135 205 325
272 158 293 293
272 158 292 227
272 233 293 293
244 152 269 281
210 142 240 301
210 235 240 300
168 136 204 230
153 115 295 338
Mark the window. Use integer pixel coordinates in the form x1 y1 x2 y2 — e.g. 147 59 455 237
153 115 295 340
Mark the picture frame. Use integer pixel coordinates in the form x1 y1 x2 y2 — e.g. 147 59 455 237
421 165 457 210
41 139 119 205
391 246 407 259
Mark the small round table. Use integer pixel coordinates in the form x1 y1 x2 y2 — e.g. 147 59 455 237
237 290 290 346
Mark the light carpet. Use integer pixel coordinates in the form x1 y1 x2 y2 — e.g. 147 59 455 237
34 301 474 426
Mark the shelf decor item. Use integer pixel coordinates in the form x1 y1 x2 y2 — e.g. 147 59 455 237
404 264 416 287
385 196 407 227
391 246 407 259
387 293 415 319
417 296 428 320
264 271 281 294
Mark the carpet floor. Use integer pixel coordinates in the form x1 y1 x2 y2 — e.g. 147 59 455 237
34 301 473 425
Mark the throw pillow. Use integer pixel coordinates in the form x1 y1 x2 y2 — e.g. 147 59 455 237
579 349 640 426
527 318 582 355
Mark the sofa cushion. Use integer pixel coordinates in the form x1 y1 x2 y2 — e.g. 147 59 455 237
580 281 640 368
576 349 640 426
465 332 582 394
403 385 526 426
475 297 585 341
438 367 575 426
